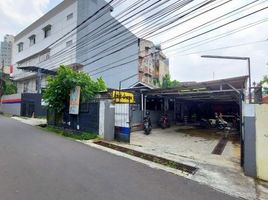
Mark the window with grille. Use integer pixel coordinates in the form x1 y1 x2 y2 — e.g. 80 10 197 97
18 43 23 52
29 35 36 46
43 25 52 38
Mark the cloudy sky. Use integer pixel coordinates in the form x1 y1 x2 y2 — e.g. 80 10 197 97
0 0 267 83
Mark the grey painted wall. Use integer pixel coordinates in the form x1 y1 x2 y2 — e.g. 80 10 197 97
0 103 21 116
243 104 257 178
244 116 257 177
99 100 115 140
0 94 21 116
76 0 139 89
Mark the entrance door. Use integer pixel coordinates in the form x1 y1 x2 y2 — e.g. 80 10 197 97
114 103 130 142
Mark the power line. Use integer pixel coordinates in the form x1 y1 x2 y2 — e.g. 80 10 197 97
40 0 186 68
45 0 260 70
39 0 218 69
165 17 268 55
88 4 268 76
16 0 268 83
84 1 266 73
173 38 268 56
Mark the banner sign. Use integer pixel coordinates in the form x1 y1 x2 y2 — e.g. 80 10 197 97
112 90 135 104
69 86 81 115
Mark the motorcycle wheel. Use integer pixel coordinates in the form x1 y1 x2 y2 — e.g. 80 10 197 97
144 129 150 135
217 124 225 130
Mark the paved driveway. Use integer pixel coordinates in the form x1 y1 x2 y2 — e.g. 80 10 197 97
0 115 241 200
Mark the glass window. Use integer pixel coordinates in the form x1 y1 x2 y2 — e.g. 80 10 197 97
18 43 23 52
29 35 36 46
23 81 29 93
39 52 50 62
43 25 52 38
67 13 73 20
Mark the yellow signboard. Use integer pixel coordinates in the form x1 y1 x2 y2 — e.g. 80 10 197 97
112 90 135 104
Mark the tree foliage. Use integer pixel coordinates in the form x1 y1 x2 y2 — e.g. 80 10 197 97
43 66 107 112
0 72 17 96
261 75 268 94
161 74 180 88
3 82 17 95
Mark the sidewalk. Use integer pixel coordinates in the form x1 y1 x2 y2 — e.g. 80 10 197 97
257 181 268 200
11 116 47 126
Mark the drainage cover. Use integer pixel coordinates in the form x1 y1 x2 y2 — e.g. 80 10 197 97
212 136 228 155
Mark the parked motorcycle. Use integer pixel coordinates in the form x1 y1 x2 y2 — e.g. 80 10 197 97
200 117 228 130
214 118 228 130
159 113 170 129
143 111 152 135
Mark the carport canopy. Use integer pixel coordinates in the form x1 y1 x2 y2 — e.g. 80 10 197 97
144 76 248 103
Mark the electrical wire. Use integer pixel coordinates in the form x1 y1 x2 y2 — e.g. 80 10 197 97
88 5 268 76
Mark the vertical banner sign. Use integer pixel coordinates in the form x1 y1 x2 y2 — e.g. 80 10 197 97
69 86 81 115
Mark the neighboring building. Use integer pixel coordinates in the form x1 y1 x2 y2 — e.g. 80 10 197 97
138 39 169 87
0 34 14 69
13 0 169 93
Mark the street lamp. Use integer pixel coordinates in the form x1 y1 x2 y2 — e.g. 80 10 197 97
201 55 252 103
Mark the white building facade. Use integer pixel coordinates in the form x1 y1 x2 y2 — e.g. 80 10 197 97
13 0 78 93
13 0 169 93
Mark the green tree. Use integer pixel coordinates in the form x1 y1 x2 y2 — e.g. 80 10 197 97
0 71 17 96
261 75 268 94
161 74 180 88
43 65 107 112
3 82 17 95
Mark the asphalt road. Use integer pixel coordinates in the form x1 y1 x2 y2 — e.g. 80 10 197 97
0 115 241 200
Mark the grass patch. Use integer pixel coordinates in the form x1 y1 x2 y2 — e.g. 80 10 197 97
0 112 13 117
44 126 98 140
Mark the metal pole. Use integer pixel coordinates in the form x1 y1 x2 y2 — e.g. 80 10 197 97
37 69 42 94
144 95 147 115
118 74 137 90
119 81 122 91
247 58 252 103
201 55 252 103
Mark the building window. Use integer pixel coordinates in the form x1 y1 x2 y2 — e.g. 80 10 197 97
66 40 73 47
39 52 50 62
29 35 36 46
18 42 24 52
43 25 52 38
67 13 73 20
23 81 29 93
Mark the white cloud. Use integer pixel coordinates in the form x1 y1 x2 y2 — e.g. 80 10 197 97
1 0 267 83
0 0 50 38
143 0 268 83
